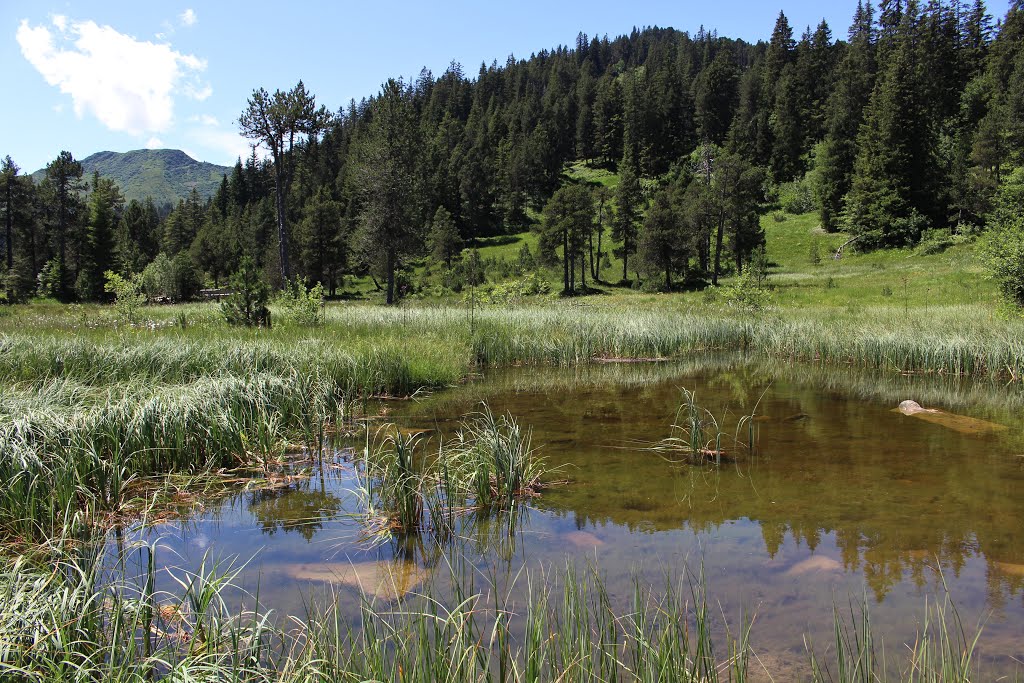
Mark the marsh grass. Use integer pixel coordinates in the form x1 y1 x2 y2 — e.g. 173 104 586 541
0 374 345 546
0 542 1005 683
807 589 989 683
356 406 554 545
647 388 760 465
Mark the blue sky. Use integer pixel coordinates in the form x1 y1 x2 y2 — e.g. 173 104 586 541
1 0 1012 172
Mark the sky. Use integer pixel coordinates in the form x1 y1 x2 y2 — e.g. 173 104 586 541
1 0 1013 173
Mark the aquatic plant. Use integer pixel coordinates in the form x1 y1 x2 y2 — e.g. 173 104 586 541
355 406 554 543
647 387 760 465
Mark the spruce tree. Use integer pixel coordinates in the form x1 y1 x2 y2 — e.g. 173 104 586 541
637 188 685 290
817 1 876 231
354 78 423 304
845 10 931 248
41 151 84 301
612 159 642 283
425 205 463 270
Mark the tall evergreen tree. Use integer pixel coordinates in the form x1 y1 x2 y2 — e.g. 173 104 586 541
354 78 423 304
637 188 686 289
41 151 85 300
539 183 594 295
425 205 463 270
817 1 877 231
76 173 123 301
612 159 643 283
845 5 933 247
239 81 331 284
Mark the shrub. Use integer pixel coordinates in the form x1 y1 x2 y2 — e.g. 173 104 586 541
141 253 202 302
222 256 271 327
981 168 1024 308
103 271 146 323
719 269 771 312
778 178 818 214
36 258 65 299
280 278 325 326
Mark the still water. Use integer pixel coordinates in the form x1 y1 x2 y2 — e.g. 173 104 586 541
111 358 1024 678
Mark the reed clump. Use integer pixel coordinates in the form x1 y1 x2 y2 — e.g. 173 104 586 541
357 406 554 543
647 388 759 465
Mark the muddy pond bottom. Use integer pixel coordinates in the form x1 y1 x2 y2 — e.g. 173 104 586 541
110 358 1024 679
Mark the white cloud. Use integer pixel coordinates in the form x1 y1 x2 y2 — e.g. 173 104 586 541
189 114 220 126
17 16 210 135
180 9 197 27
146 137 164 148
187 126 253 164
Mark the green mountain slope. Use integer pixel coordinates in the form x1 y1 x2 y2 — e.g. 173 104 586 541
32 149 230 206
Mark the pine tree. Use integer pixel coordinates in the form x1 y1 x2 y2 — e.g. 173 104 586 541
539 183 594 295
694 49 740 145
1 156 17 276
76 172 123 301
612 159 643 283
297 186 345 292
845 10 932 248
425 205 463 270
41 151 85 300
817 1 877 231
354 78 423 304
115 199 160 275
239 81 331 284
637 188 685 290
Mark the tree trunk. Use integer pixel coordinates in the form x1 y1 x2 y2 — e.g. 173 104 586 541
274 162 290 285
580 248 586 291
589 228 596 280
713 213 725 286
621 236 629 283
562 228 570 295
596 224 603 280
386 248 396 305
4 178 12 271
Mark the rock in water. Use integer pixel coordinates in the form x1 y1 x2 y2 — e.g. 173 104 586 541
562 530 605 548
784 555 842 576
895 401 1006 435
285 559 427 600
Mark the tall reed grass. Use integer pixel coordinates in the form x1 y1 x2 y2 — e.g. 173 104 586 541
0 545 1003 683
357 407 553 544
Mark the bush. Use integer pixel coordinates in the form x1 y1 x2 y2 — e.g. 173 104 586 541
463 273 551 305
280 278 325 326
103 271 146 323
778 178 818 214
981 168 1024 308
36 259 65 300
222 256 271 327
915 228 969 256
719 269 771 312
141 253 202 302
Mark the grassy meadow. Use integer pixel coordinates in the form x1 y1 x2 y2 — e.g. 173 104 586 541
0 209 1022 681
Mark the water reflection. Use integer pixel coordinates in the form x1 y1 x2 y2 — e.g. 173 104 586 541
108 356 1024 676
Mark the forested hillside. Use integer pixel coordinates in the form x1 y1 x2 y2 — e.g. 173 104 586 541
2 0 1023 306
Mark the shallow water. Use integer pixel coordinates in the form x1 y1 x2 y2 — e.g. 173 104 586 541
112 358 1024 679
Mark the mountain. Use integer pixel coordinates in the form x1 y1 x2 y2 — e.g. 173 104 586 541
32 149 231 206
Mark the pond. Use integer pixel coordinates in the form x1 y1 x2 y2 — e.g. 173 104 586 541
108 357 1024 679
